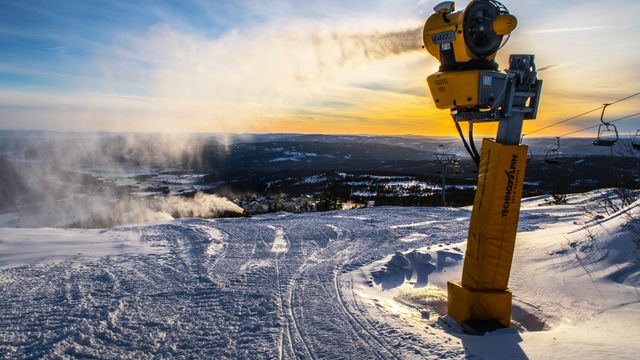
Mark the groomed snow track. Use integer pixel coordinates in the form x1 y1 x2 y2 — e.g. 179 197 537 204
0 207 469 359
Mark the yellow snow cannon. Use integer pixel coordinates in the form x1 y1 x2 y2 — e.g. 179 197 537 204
421 0 543 335
423 0 518 110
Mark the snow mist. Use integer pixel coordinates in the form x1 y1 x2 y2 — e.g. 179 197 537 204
0 132 240 228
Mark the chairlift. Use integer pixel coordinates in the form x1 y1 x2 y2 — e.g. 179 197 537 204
632 130 640 151
593 104 619 147
520 135 534 164
544 137 560 165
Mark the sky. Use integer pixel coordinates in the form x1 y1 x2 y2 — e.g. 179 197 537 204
1 0 639 137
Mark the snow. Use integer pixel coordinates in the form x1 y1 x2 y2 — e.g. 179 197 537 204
200 226 226 256
0 212 18 227
267 225 289 253
346 190 640 359
0 227 160 269
0 189 639 359
269 150 321 162
269 157 301 162
391 220 439 229
384 181 436 190
297 175 328 184
399 232 429 242
352 190 378 197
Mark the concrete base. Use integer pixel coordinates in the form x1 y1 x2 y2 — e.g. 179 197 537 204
447 281 512 329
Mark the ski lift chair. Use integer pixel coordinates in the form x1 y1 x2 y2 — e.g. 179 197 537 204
593 124 619 147
544 137 560 165
632 130 640 151
520 135 534 164
593 104 619 147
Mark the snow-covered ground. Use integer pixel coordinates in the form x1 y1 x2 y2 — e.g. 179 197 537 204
0 189 638 359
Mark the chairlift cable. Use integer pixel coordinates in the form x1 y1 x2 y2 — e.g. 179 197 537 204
556 111 640 138
522 91 640 137
524 106 604 136
608 91 640 106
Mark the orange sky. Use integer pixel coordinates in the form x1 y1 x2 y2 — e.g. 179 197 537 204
1 1 639 137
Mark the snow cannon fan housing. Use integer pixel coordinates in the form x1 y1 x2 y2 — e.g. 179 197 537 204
424 0 517 110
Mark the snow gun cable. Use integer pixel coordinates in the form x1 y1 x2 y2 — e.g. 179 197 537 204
454 120 480 166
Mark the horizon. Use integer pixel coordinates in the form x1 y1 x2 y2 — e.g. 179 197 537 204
3 128 638 141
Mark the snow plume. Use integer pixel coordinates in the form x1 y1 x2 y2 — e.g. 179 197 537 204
306 27 424 65
0 132 239 228
4 187 243 228
3 132 210 170
87 22 424 132
0 19 424 133
69 193 245 229
0 132 210 205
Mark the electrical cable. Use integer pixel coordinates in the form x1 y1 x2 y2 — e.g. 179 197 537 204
468 122 481 161
454 120 480 166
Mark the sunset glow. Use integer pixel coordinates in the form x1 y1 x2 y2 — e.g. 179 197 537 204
1 0 639 136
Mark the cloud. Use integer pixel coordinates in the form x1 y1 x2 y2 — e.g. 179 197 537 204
1 19 424 133
526 26 608 34
3 0 639 135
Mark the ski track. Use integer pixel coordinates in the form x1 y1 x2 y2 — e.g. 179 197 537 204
333 269 398 360
0 208 469 359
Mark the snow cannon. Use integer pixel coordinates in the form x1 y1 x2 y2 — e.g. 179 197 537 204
423 0 524 111
422 0 543 335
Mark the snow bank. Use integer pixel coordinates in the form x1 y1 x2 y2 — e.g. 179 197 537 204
352 189 640 359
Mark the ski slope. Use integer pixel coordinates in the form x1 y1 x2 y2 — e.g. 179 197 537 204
1 190 639 359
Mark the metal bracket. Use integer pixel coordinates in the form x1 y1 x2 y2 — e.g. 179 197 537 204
452 54 543 144
454 55 542 123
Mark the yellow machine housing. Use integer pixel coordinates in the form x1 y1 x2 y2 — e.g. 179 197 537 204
423 2 517 66
428 70 481 109
493 14 517 36
423 1 518 110
423 9 488 65
428 69 510 110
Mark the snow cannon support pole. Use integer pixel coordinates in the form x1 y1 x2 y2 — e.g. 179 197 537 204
445 55 541 335
447 139 528 332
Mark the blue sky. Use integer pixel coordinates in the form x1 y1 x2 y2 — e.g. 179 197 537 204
1 0 639 135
